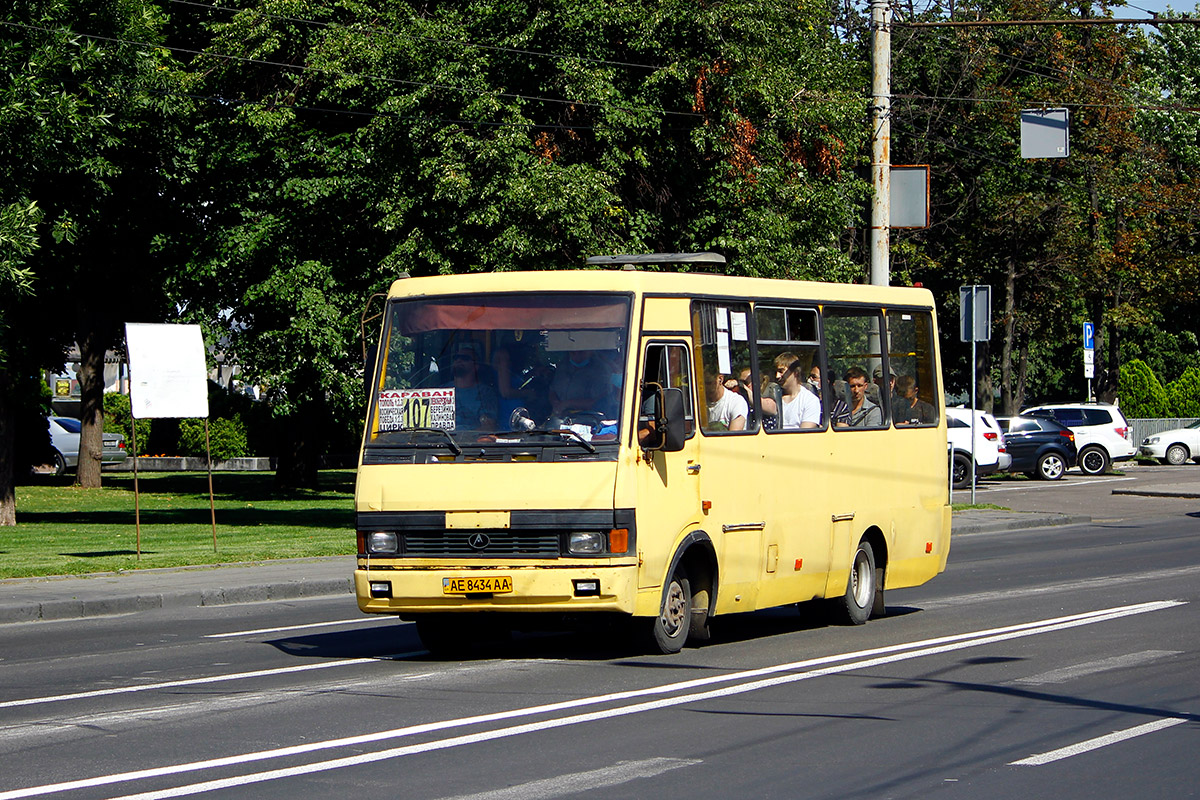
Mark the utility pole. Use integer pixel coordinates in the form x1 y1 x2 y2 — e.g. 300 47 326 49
870 0 892 287
869 12 1198 289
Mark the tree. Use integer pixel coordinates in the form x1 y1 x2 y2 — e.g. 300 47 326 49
183 0 870 486
1118 358 1171 418
1 0 192 518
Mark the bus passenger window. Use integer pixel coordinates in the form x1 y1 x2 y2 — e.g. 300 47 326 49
754 305 823 431
825 309 889 430
886 310 939 427
692 302 756 434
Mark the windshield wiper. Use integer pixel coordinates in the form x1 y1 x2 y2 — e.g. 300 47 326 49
395 427 462 456
501 427 597 454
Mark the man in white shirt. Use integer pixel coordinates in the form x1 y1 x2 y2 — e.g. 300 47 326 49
706 372 748 431
774 352 820 429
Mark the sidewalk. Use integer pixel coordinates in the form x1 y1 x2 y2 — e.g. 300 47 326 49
0 509 1088 625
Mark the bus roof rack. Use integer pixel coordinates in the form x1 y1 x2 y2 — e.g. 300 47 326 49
585 252 727 269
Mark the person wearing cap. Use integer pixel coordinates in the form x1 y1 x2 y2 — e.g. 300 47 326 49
845 365 883 427
448 343 498 430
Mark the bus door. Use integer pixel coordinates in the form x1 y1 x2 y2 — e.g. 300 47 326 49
633 340 702 592
691 302 767 610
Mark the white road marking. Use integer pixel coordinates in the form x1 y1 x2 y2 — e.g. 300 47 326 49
1014 650 1181 685
430 758 701 800
964 476 1136 493
0 653 427 710
1009 718 1188 766
204 618 389 638
917 565 1200 609
0 600 1181 800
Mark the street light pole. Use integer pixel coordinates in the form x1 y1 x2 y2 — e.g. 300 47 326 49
870 0 892 287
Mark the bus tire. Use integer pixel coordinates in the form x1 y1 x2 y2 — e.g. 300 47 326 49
833 540 876 626
644 567 692 654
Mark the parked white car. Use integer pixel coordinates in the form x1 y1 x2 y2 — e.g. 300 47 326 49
1140 420 1200 465
946 407 1007 489
1022 402 1136 476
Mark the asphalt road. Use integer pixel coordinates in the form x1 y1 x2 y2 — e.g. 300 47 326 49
2 467 1198 799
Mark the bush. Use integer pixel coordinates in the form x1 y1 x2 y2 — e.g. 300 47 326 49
177 416 249 462
103 392 151 449
1119 359 1172 417
1166 367 1200 418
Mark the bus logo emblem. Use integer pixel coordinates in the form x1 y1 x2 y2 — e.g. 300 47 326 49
467 533 490 550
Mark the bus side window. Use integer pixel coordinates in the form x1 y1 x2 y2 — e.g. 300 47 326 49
886 310 939 427
692 302 756 434
825 309 889 430
755 305 823 431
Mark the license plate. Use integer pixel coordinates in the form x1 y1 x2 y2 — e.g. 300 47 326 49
442 575 513 594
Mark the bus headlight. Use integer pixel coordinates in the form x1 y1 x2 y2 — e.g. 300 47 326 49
366 531 399 554
567 532 605 555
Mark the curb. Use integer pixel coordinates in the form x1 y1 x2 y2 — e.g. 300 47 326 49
950 513 1092 536
1112 488 1200 499
0 576 353 625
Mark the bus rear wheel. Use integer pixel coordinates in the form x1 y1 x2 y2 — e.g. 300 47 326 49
642 567 691 654
833 540 876 626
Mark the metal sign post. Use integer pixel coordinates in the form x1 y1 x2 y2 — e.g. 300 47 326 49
1083 321 1095 401
960 286 992 505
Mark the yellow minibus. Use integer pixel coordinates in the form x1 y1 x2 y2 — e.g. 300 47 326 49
355 254 951 654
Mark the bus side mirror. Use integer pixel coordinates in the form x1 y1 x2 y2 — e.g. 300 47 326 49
656 387 687 452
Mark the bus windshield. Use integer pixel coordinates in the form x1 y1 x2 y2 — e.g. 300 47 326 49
369 293 632 446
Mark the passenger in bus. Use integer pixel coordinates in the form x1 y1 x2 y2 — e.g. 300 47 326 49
550 349 608 416
774 352 820 429
893 375 937 425
705 371 748 431
845 366 883 428
871 366 894 409
808 365 851 427
447 343 499 431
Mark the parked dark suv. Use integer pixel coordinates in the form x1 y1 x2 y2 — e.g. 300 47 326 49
995 416 1078 480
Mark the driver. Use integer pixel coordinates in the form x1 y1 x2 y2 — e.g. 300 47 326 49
549 348 608 416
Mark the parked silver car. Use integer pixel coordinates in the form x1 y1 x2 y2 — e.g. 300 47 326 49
47 416 128 475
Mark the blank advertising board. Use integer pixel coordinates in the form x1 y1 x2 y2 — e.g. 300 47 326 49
126 323 209 419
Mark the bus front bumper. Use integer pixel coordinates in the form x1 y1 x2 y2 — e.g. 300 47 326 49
355 564 639 615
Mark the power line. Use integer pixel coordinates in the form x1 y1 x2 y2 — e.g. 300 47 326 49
0 19 703 121
166 0 668 72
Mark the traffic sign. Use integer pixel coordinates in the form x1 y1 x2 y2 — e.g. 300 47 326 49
1083 321 1095 351
960 286 992 343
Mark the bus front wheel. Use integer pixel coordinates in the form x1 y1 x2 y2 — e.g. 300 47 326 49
833 540 876 626
642 567 692 655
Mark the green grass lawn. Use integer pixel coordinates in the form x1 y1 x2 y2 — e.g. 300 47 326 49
3 470 355 579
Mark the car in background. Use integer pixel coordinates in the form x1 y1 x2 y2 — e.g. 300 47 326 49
995 415 1078 480
47 416 128 476
946 407 1006 489
1022 402 1136 476
1139 420 1200 465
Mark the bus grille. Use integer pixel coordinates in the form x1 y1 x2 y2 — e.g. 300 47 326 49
403 531 560 557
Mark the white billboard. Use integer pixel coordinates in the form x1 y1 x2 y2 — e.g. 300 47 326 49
126 323 209 419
